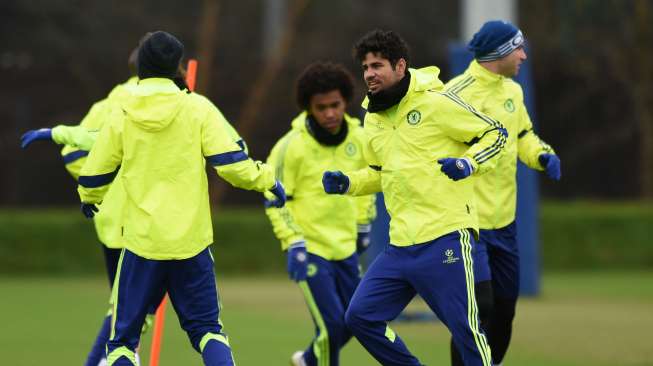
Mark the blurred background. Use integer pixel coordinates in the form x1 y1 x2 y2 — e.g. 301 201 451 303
0 0 651 365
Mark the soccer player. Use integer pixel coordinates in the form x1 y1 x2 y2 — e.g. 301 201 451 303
20 53 247 365
264 61 376 366
76 31 285 365
20 44 142 366
322 29 508 366
446 20 561 366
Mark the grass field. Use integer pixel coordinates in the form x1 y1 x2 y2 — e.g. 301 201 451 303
1 271 652 365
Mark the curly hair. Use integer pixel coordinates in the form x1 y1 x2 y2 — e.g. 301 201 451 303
295 61 355 110
353 29 410 68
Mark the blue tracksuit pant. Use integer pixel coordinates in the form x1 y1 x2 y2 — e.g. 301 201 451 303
473 221 520 300
471 221 519 364
345 230 492 366
106 247 234 366
85 245 122 366
86 245 160 366
300 253 360 366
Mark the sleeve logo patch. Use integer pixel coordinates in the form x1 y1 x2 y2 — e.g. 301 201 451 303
406 110 422 125
504 99 515 113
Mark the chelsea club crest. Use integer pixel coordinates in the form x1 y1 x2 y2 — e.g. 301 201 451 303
406 110 421 125
504 99 515 113
345 142 357 157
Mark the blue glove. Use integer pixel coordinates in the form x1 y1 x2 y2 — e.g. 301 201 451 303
539 153 561 181
266 180 286 208
81 203 99 219
356 224 372 254
20 128 53 149
287 241 308 282
322 171 350 194
438 158 474 181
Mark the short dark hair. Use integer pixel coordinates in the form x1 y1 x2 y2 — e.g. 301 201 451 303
295 61 354 110
353 29 410 68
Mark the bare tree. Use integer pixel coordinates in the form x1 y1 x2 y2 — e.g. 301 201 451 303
195 0 221 94
212 0 310 204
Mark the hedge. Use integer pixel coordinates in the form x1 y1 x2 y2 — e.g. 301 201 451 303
0 201 651 275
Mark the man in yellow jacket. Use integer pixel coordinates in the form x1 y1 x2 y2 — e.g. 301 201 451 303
77 31 285 366
20 60 248 366
20 46 144 366
322 29 507 366
446 21 561 366
264 62 376 366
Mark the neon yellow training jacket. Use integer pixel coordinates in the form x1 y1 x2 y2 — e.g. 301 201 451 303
52 77 248 249
78 78 276 260
346 67 507 246
446 60 555 229
265 112 376 260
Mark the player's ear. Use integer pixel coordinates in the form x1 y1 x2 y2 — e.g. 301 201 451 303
395 58 407 75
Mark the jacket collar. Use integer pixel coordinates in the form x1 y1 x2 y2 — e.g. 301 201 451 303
291 111 359 145
468 59 505 85
362 66 444 112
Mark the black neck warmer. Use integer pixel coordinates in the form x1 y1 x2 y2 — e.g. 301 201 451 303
366 70 411 113
173 76 190 93
305 115 348 146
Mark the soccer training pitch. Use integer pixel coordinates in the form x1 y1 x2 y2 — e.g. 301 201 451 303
1 271 651 365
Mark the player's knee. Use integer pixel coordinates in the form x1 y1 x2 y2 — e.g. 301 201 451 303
344 305 363 332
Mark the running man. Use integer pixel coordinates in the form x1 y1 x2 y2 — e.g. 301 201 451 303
264 61 376 366
446 20 561 366
323 29 507 365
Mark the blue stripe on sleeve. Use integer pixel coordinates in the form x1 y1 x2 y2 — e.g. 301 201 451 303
62 150 89 164
78 168 119 188
206 150 248 166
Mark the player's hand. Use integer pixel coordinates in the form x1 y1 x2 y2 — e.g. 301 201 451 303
538 153 561 181
81 203 99 219
287 241 308 282
266 180 286 208
322 171 349 194
20 128 53 149
438 158 474 181
356 224 372 254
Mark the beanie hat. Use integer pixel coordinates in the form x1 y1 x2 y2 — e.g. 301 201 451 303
468 20 524 62
137 31 184 79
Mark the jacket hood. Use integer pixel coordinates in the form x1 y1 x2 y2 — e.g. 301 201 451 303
362 66 444 109
411 66 444 91
122 78 185 132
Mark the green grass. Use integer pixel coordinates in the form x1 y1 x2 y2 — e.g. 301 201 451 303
1 271 652 365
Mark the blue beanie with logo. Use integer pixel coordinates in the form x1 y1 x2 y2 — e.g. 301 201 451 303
468 20 524 62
